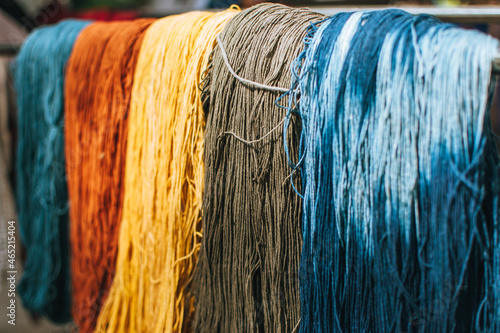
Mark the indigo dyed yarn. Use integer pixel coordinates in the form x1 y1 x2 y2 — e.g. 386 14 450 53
293 9 500 332
64 19 153 333
13 19 90 323
194 4 324 333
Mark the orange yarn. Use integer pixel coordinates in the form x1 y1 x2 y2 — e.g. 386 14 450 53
64 19 154 333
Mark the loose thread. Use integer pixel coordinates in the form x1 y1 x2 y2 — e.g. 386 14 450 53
216 34 288 93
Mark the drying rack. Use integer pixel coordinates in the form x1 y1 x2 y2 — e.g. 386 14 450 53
0 5 499 74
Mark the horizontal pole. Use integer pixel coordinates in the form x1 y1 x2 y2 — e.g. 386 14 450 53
311 5 500 23
494 54 500 76
0 24 500 75
0 43 21 56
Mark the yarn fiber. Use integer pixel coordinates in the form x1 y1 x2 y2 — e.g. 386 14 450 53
293 9 500 332
95 8 239 333
64 19 154 333
193 4 325 333
13 19 90 323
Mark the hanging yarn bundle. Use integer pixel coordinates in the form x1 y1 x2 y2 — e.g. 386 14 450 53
193 4 324 333
64 19 153 333
293 9 500 332
95 8 239 333
13 20 90 323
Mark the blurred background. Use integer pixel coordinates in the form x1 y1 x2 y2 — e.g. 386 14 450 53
0 0 500 29
0 0 499 332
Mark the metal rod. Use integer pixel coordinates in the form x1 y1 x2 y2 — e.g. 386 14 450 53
312 5 500 23
0 43 21 56
0 29 499 75
493 55 500 76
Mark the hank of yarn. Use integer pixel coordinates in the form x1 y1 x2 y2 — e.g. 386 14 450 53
95 8 239 333
13 19 90 323
293 9 500 332
64 19 154 333
193 4 324 333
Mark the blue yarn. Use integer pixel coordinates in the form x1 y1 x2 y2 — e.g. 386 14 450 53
291 9 500 332
13 19 90 323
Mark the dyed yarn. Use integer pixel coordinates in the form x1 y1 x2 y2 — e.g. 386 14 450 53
293 9 500 332
13 20 89 323
64 19 153 333
193 4 324 333
95 8 239 333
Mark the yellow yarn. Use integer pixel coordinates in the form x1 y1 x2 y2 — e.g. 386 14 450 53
94 8 239 333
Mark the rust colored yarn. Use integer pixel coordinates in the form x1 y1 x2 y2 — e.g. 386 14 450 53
64 19 154 333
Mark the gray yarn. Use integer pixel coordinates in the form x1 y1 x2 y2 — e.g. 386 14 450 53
193 3 325 333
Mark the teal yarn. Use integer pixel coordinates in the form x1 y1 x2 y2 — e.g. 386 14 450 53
291 9 500 332
13 19 90 323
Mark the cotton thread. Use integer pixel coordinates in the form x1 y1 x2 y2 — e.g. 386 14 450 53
95 8 239 333
13 19 90 323
64 19 154 333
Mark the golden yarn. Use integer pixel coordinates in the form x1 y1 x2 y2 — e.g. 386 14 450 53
95 7 239 333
